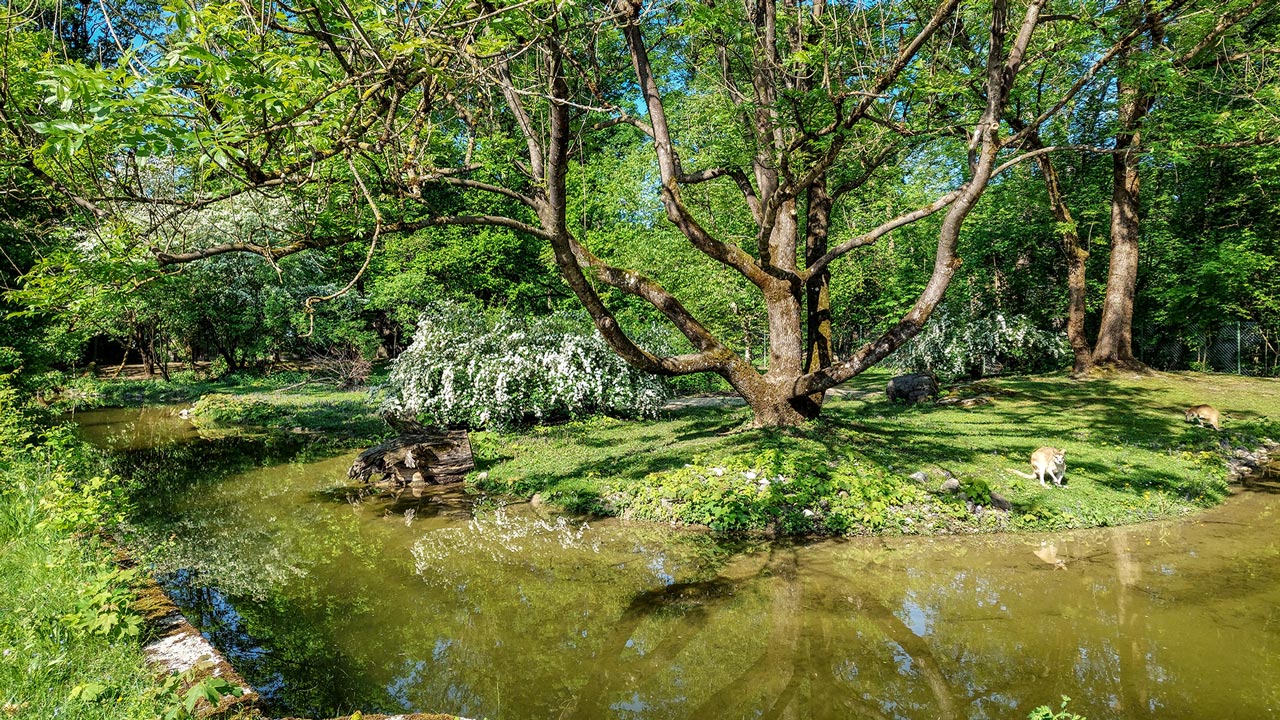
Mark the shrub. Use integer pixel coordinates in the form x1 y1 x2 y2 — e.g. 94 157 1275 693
893 306 1070 379
382 301 671 429
313 344 374 389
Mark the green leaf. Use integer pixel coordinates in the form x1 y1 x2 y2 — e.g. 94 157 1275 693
68 682 108 702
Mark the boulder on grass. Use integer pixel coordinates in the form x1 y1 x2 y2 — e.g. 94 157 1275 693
887 373 939 404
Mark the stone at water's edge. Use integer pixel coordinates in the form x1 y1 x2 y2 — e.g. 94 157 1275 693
886 373 939 404
349 429 474 484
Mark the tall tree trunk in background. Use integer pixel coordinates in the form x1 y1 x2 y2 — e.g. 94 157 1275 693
1031 142 1093 374
805 180 834 379
1092 71 1151 371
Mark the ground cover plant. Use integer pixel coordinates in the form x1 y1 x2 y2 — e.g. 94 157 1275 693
469 370 1278 535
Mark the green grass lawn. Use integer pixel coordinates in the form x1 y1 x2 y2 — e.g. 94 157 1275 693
470 370 1279 534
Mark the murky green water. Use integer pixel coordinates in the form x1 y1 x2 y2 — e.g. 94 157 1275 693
82 407 1280 720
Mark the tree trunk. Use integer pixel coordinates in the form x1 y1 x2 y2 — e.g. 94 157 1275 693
1093 77 1149 371
1031 147 1092 374
723 358 820 427
764 201 804 380
804 180 834 410
746 388 822 428
136 330 156 377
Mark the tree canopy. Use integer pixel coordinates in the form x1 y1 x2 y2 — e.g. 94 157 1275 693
1 0 1277 424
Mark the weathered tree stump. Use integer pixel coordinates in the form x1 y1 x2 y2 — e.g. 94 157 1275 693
886 373 938 404
349 428 474 485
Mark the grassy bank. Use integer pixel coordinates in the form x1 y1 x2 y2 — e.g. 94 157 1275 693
0 371 260 720
468 370 1278 534
56 369 391 443
0 427 170 718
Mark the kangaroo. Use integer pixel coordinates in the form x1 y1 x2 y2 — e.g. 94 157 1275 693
1185 404 1221 431
1008 447 1067 487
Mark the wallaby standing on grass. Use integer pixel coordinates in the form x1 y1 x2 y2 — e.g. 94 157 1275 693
1008 447 1067 487
1185 404 1221 431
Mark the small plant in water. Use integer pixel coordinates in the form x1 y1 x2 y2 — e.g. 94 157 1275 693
1028 695 1087 720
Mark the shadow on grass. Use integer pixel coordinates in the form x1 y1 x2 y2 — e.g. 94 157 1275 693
477 373 1274 521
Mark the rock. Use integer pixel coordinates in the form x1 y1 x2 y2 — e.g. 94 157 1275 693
802 508 816 518
887 373 939 404
909 471 929 484
940 478 961 493
990 491 1012 511
837 490 849 499
531 493 545 507
348 428 474 484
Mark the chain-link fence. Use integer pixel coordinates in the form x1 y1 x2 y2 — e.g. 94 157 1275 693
1135 321 1279 376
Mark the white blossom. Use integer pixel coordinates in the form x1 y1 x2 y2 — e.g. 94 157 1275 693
382 301 671 429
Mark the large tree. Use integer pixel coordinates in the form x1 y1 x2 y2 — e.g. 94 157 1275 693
23 0 1125 425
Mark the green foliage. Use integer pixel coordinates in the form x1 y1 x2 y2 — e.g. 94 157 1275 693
0 427 168 718
1029 696 1087 720
616 449 938 535
823 459 934 534
61 567 142 640
0 348 32 455
37 468 134 534
153 666 246 720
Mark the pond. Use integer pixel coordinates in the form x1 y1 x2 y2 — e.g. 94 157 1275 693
81 407 1280 720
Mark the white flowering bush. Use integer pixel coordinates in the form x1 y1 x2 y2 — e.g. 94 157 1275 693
892 307 1070 379
382 302 671 429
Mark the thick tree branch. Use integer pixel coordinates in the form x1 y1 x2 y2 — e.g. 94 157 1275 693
802 189 964 281
1177 0 1271 66
616 0 774 289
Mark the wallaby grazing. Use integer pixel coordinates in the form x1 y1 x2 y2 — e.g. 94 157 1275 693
1185 404 1221 431
1008 447 1067 487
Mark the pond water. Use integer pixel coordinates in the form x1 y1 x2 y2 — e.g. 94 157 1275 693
81 407 1280 720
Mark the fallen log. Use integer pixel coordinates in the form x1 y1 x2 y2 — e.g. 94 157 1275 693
349 428 474 484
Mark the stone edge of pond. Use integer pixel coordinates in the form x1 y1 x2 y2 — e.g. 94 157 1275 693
1226 440 1275 481
110 541 263 718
